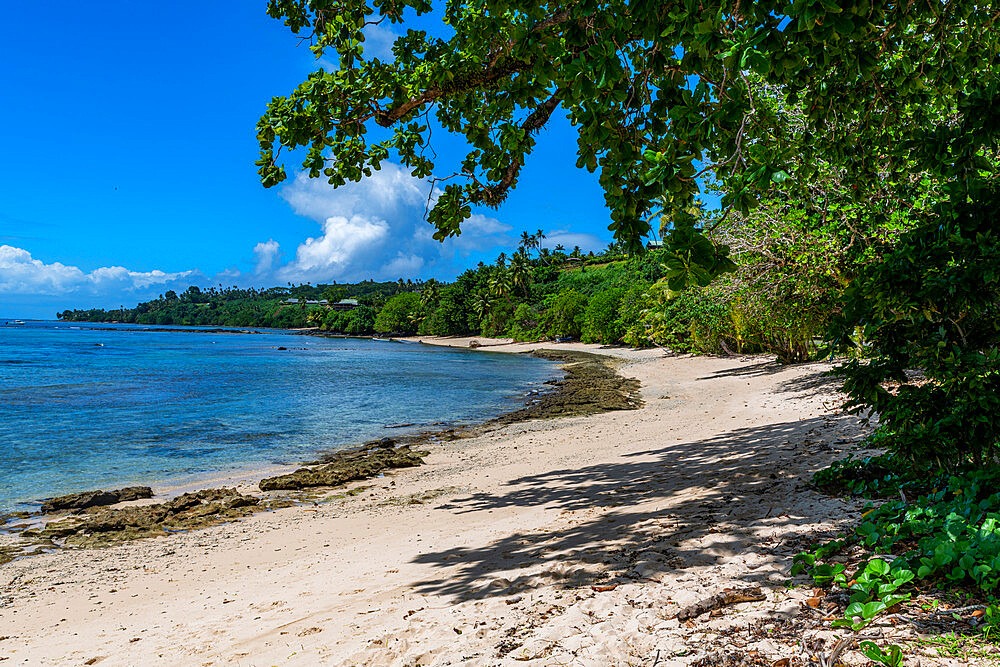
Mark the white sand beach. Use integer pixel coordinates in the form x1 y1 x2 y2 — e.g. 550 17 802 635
0 340 972 665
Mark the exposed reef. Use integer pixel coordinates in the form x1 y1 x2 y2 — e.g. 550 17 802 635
40 486 153 514
20 488 270 548
496 349 644 421
259 444 429 491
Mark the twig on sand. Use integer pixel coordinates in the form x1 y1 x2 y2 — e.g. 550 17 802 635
674 586 767 621
802 635 855 667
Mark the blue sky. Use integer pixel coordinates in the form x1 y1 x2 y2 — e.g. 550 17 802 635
0 1 615 318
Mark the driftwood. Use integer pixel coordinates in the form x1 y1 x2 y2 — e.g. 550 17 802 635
675 586 767 621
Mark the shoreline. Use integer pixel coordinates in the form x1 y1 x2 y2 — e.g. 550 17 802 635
0 332 565 515
0 342 972 666
1 343 637 554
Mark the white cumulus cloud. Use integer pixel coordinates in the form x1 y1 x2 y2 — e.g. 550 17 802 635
252 239 280 274
0 245 199 297
278 215 390 282
260 162 514 284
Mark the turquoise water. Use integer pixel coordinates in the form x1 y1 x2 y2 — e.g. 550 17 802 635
0 321 557 511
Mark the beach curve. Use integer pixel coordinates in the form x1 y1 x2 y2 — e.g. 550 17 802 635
0 340 970 665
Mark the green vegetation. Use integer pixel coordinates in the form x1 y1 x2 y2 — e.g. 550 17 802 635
373 292 421 335
794 464 1000 653
55 218 893 352
58 281 413 332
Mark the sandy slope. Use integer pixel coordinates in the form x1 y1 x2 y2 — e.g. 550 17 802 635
0 340 970 666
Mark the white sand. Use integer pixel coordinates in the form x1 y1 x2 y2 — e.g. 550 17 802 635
0 339 971 665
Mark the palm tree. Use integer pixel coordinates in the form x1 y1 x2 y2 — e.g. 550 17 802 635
471 290 492 326
489 268 513 300
509 252 531 298
519 231 533 253
419 279 440 309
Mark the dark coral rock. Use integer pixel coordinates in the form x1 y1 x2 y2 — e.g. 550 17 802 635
259 445 427 491
40 486 154 514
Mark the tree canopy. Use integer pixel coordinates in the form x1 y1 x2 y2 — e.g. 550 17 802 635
258 0 1000 475
259 0 998 272
252 5 1000 646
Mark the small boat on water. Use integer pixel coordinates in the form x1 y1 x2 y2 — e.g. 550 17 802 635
6 320 26 326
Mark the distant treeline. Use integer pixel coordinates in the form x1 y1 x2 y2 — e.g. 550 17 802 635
57 281 416 330
59 208 879 360
57 239 664 340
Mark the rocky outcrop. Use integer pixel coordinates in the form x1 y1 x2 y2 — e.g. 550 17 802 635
259 445 427 491
40 486 154 514
24 488 262 547
492 350 643 423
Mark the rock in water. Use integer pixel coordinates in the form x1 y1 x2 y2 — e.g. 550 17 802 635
41 486 154 513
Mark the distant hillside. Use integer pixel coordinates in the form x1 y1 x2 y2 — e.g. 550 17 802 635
57 280 417 329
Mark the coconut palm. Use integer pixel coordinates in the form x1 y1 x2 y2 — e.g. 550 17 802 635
419 280 440 309
489 268 513 300
519 231 533 253
471 290 492 325
509 252 531 298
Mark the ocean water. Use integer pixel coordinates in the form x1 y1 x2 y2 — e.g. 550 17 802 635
0 321 557 511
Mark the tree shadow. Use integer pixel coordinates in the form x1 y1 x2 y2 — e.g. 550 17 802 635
409 413 859 602
698 359 846 398
777 371 845 397
695 359 789 380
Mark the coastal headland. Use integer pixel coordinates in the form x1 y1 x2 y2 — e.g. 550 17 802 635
0 339 968 665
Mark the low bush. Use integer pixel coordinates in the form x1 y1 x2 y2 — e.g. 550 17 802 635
373 293 420 334
581 288 626 345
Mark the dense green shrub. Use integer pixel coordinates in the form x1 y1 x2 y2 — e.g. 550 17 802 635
542 289 588 339
342 305 376 335
508 303 543 340
373 293 420 334
801 466 1000 601
834 185 1000 471
480 298 514 337
323 310 345 331
556 262 628 295
422 288 471 336
618 283 652 347
643 286 732 353
581 288 626 344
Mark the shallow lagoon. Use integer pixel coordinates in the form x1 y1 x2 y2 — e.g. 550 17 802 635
0 322 556 511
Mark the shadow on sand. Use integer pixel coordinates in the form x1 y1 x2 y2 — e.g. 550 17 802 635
408 407 860 603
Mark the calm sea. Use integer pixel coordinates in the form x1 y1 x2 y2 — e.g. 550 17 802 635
0 321 557 512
